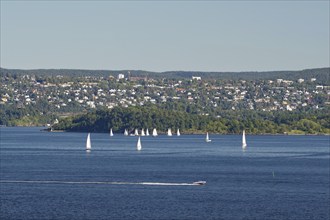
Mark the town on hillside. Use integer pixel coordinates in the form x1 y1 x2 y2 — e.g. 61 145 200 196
0 69 329 127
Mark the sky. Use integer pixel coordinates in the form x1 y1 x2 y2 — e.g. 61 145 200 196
1 1 329 72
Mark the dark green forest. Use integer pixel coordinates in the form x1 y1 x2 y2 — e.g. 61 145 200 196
53 105 330 135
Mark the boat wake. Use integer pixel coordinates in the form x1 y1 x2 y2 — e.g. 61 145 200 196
0 180 205 186
140 182 195 186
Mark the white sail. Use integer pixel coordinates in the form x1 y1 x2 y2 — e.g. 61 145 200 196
124 129 128 136
136 136 142 151
134 128 139 136
141 129 146 136
242 130 247 149
146 128 150 136
177 129 180 136
152 128 158 137
205 132 211 142
86 133 91 151
110 128 113 136
167 128 172 136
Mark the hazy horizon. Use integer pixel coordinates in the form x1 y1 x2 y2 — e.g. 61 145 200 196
1 66 329 74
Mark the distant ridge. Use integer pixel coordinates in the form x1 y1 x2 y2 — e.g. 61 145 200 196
1 67 329 81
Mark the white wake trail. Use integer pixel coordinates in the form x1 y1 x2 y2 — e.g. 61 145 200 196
0 180 202 186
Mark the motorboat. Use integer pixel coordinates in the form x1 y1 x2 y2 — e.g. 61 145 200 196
193 181 206 185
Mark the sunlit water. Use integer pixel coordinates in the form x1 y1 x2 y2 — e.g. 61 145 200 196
0 127 329 220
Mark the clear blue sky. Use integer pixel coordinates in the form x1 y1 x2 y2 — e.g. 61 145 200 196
1 1 329 72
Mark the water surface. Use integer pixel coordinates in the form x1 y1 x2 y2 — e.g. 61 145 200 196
1 127 329 219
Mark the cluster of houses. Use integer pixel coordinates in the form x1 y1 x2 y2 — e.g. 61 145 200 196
1 73 329 114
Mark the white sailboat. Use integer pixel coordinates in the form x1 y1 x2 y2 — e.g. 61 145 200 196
134 128 139 136
152 128 158 137
109 128 114 136
141 129 146 136
146 128 150 136
86 133 91 151
136 136 142 151
205 132 211 142
124 129 128 136
242 130 247 149
177 128 181 136
167 128 172 136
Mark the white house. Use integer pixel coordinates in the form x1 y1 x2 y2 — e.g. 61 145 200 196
192 76 202 80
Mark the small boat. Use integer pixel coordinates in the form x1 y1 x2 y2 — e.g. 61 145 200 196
177 129 180 136
86 133 91 151
141 129 145 136
124 129 128 136
134 128 139 136
136 136 142 151
109 128 114 137
205 132 211 142
167 128 172 136
193 181 206 185
242 130 247 149
146 128 150 136
152 128 158 137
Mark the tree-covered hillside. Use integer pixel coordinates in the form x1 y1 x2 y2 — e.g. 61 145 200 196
53 106 330 135
1 67 329 82
2 67 329 134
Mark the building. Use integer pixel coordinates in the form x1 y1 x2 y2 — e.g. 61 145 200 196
297 78 304 83
118 74 125 79
192 76 201 80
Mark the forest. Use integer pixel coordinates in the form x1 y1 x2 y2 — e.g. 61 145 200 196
52 105 330 135
1 67 329 82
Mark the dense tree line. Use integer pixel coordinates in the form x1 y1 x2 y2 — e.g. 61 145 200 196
53 105 205 133
52 106 330 134
0 103 57 126
1 67 329 82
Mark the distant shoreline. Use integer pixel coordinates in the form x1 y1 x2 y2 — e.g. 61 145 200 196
31 126 330 135
1 126 329 135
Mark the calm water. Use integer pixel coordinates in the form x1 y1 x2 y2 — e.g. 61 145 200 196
0 127 329 220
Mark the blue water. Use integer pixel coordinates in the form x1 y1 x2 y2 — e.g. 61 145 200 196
0 127 329 220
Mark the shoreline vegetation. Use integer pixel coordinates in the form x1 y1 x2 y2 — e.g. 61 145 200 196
44 129 329 136
49 106 329 135
2 125 329 135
